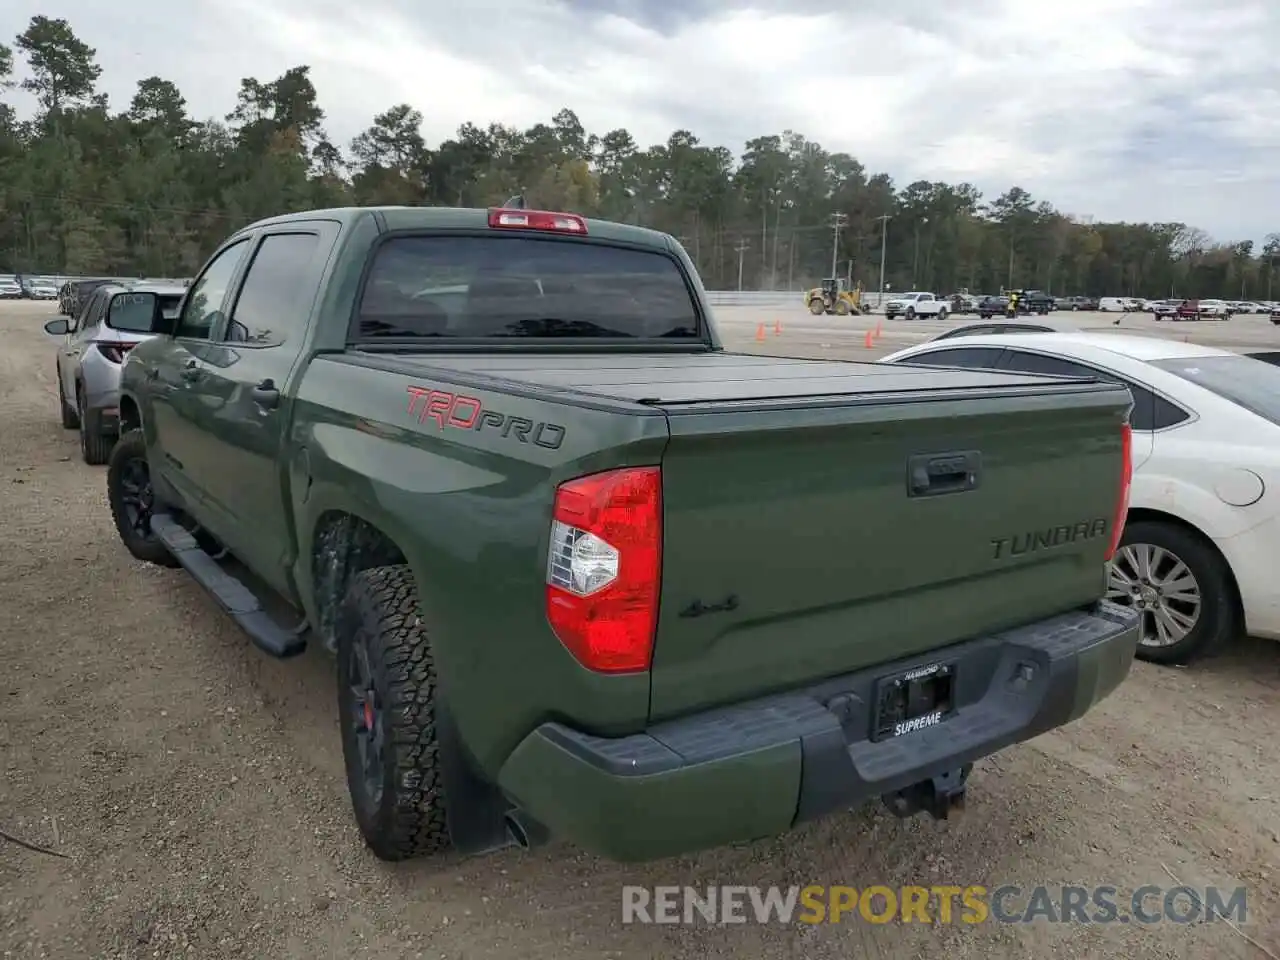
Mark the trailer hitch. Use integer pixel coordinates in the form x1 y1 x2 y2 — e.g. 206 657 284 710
882 764 972 821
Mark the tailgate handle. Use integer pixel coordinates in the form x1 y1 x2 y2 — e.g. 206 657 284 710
907 451 981 498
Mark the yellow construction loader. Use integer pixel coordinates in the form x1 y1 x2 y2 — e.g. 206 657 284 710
805 278 865 316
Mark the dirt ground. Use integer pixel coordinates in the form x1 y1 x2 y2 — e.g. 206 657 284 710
1 299 1278 960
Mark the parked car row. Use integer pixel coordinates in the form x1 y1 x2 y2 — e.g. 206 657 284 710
0 274 63 299
1097 296 1280 319
940 293 1280 321
925 290 1057 318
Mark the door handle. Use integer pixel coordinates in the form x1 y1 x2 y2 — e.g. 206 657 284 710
251 379 280 409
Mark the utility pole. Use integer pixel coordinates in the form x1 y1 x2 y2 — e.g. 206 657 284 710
875 215 891 304
735 239 749 292
829 213 848 280
912 216 929 287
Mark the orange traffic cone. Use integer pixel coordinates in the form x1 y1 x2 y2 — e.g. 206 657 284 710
774 319 782 336
864 330 874 349
755 323 766 342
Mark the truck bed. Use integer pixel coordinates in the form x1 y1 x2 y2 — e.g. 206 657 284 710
378 352 1116 406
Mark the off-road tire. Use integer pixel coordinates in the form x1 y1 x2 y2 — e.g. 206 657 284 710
337 565 452 862
1115 520 1238 666
78 386 113 465
808 298 825 316
107 429 179 567
57 369 78 429
834 300 850 316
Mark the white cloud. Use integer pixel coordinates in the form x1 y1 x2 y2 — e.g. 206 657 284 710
2 0 1278 242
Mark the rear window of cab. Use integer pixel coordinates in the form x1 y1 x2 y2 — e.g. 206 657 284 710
355 235 702 341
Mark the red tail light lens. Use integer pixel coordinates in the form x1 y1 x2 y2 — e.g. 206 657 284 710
1105 423 1133 562
488 208 588 234
93 342 136 364
545 467 661 673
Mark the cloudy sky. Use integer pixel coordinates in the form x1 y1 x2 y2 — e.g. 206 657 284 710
4 0 1278 243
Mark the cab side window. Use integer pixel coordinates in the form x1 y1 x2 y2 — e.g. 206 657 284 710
176 239 250 340
222 232 322 347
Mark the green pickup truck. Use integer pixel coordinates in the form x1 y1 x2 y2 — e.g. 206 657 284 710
106 205 1140 864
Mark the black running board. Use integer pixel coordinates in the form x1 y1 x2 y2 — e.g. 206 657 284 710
151 512 307 658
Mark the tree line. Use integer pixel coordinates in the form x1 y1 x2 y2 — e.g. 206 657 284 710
1 15 1278 299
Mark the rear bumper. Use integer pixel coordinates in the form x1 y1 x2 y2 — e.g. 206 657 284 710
498 601 1139 862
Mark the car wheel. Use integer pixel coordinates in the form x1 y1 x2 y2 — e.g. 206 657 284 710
905 308 916 320
77 386 113 465
808 298 825 316
1106 520 1238 665
337 565 452 862
107 429 180 567
937 308 948 320
57 368 79 429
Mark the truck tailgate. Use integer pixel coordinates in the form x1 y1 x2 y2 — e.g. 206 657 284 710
649 369 1130 720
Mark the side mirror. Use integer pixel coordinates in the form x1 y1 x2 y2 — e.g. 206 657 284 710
44 317 69 336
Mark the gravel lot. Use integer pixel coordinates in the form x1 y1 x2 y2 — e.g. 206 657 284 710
2 298 1278 959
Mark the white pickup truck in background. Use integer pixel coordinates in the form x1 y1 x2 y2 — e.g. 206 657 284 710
884 292 950 320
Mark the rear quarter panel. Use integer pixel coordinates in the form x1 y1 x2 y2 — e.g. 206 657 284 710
288 355 670 777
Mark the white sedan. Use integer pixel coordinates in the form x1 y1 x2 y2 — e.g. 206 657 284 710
879 332 1280 665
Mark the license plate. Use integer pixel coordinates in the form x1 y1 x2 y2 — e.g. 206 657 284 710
871 661 956 741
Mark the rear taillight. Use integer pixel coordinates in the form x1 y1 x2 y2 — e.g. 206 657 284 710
94 342 135 364
1105 423 1133 562
488 207 588 234
545 467 661 673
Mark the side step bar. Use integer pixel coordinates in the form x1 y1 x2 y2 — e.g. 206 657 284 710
151 513 307 658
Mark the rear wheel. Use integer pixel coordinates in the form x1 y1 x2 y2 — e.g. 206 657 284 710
1106 520 1237 665
937 308 948 320
77 386 113 465
337 565 452 862
107 429 179 567
834 300 850 316
808 298 825 315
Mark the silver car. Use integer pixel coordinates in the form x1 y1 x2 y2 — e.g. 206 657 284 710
0 276 22 298
26 277 59 299
44 282 185 464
